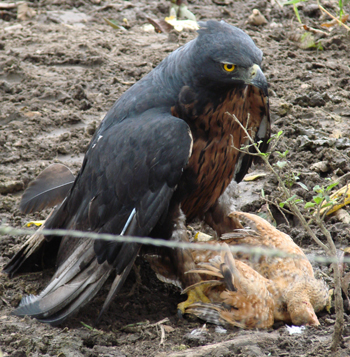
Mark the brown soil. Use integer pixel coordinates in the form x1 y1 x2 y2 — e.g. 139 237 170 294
1 1 350 356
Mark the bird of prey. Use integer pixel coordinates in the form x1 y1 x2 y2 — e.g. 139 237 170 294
3 20 270 325
182 212 329 328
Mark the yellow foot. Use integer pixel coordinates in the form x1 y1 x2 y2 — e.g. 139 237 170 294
177 284 211 315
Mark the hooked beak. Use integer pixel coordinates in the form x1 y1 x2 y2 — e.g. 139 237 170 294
245 64 268 96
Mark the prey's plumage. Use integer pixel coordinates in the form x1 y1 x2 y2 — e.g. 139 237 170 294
4 21 270 325
185 245 275 329
184 212 329 328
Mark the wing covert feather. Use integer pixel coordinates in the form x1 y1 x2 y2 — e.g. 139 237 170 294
46 110 192 271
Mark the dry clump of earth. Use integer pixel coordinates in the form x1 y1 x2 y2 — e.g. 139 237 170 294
1 0 350 356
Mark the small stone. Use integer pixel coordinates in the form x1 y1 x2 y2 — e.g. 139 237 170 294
277 102 292 116
4 24 23 32
241 345 265 356
293 92 325 107
215 325 227 334
59 132 71 142
303 3 321 17
248 9 268 26
184 326 208 342
309 92 325 107
310 161 329 173
85 121 97 136
168 30 179 43
79 138 90 153
0 180 24 194
57 144 70 155
334 168 344 176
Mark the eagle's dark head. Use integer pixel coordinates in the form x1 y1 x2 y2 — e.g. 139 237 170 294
189 20 267 95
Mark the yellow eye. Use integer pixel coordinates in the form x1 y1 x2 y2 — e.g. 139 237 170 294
223 63 235 72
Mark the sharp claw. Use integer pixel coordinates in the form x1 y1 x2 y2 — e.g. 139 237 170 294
177 300 187 315
177 285 211 316
177 309 185 319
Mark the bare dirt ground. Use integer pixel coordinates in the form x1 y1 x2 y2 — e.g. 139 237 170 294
1 0 350 356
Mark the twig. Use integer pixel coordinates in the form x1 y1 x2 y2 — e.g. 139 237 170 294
262 196 292 224
263 199 277 225
121 317 170 333
226 110 344 351
148 317 170 329
317 218 344 351
159 324 166 346
317 0 350 32
226 111 329 252
0 3 17 9
319 270 332 280
273 0 284 11
155 331 279 357
0 296 11 307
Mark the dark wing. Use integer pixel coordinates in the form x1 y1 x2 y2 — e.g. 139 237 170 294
10 110 192 325
48 109 193 270
19 164 75 214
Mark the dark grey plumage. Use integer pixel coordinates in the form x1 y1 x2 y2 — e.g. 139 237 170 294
20 164 75 214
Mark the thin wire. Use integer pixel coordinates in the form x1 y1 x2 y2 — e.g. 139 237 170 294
0 224 347 264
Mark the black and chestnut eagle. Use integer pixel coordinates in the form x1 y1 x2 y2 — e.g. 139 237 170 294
4 20 270 325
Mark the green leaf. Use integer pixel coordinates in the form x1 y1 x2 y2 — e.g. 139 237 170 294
81 321 94 330
339 0 344 17
313 185 321 193
299 32 323 50
283 0 307 5
286 194 297 202
275 150 289 159
305 202 316 209
261 188 265 198
313 196 323 204
294 199 304 204
279 202 285 208
293 4 302 23
103 18 126 31
268 131 283 144
296 182 309 191
326 182 339 191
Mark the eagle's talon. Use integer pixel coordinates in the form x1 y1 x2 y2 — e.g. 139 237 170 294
177 285 211 315
177 309 185 319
